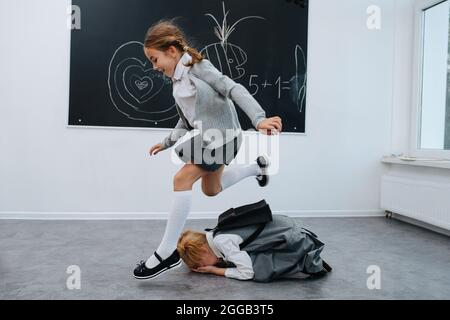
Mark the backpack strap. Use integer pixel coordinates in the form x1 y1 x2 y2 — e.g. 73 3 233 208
239 223 266 250
205 222 266 249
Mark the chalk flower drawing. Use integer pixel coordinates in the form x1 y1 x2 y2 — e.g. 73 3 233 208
201 1 265 80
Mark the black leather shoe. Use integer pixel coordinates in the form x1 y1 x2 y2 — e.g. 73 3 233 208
322 260 332 272
133 250 182 280
256 155 270 187
308 269 328 279
307 260 332 279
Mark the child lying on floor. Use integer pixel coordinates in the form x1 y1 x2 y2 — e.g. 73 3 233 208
177 215 332 282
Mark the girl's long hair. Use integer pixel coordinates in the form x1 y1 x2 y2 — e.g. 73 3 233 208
144 18 204 67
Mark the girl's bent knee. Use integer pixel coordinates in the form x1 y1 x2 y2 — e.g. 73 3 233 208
202 186 221 197
173 171 200 191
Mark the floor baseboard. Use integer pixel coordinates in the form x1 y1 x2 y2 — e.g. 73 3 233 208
0 209 384 220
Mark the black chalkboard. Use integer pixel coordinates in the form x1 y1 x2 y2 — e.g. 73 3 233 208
69 0 308 132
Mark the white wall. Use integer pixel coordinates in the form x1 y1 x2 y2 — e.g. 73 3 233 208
390 0 416 154
0 0 400 218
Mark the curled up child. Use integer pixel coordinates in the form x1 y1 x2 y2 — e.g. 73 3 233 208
177 214 332 283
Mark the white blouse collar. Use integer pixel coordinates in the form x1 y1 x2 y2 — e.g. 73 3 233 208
205 231 224 258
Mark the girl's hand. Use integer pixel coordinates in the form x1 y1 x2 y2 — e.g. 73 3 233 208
256 116 282 135
192 266 226 276
149 143 164 156
192 266 217 274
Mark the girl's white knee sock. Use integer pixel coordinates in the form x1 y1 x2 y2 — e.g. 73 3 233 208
220 164 262 192
145 190 193 269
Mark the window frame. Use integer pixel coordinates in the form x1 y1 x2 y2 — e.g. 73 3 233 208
410 0 450 159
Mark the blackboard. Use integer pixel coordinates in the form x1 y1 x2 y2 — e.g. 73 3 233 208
69 0 308 132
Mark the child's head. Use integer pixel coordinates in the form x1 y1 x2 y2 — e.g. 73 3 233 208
177 230 220 269
143 18 204 77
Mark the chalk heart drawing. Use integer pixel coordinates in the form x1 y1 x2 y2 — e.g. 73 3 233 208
120 60 166 105
129 74 152 100
130 75 152 102
124 64 162 104
108 41 178 123
135 79 148 90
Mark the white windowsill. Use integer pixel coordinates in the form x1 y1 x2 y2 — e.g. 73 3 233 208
381 155 450 169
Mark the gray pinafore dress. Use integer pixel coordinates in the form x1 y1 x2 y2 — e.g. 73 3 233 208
214 215 326 283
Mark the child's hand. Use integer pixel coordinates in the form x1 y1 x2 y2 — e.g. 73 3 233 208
192 266 217 274
193 265 227 275
192 266 226 276
256 116 282 135
149 143 164 156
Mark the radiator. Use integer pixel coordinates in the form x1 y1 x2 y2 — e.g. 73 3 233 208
380 175 450 231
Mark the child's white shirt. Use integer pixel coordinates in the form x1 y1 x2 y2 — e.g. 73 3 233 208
205 231 254 280
171 52 196 128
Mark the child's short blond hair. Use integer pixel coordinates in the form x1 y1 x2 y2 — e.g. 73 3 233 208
177 230 208 269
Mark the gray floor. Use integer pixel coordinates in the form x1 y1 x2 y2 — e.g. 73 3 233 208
0 216 449 300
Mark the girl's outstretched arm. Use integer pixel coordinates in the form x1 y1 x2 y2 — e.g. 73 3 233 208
191 59 268 129
160 117 189 150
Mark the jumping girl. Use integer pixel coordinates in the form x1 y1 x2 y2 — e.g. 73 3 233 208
133 19 282 280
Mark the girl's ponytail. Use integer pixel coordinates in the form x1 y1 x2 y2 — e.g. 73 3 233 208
182 45 204 67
